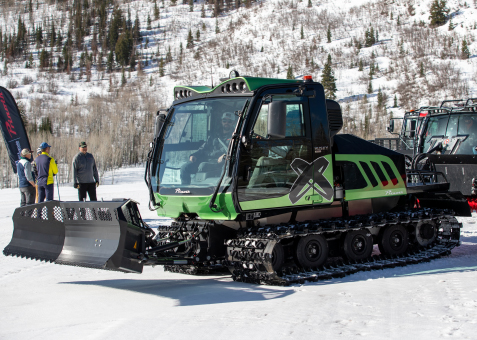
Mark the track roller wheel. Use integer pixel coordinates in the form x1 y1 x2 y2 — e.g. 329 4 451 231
343 230 373 261
379 225 409 256
414 221 437 247
295 235 329 268
263 241 285 273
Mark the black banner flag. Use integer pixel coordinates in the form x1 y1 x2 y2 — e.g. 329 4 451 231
0 86 31 173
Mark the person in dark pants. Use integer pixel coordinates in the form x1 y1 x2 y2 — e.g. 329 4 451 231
17 148 36 206
31 148 42 203
72 141 99 201
36 142 58 202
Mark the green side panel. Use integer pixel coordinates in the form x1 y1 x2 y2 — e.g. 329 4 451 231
154 192 238 220
335 154 407 201
173 85 212 93
239 154 334 210
240 77 302 91
174 77 302 96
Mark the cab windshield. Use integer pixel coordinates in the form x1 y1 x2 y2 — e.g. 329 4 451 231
154 97 248 194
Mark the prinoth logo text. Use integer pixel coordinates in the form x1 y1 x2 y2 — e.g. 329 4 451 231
0 92 17 138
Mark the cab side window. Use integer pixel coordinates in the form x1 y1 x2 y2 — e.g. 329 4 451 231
237 95 311 202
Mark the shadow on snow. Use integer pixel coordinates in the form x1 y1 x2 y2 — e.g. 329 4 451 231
61 276 294 306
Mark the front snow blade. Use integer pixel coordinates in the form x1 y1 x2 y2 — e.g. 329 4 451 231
3 200 147 273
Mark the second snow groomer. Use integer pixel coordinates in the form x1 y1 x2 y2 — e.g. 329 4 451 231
72 141 99 201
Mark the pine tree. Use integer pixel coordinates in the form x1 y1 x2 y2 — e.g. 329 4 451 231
107 50 114 72
36 25 43 46
461 39 470 59
419 62 425 77
321 54 337 99
133 13 141 44
159 57 164 76
129 48 137 70
327 26 331 43
39 117 52 134
115 31 133 67
121 68 126 86
377 88 384 108
147 15 152 30
214 0 222 17
215 19 220 34
186 29 194 48
358 59 363 71
367 80 373 94
39 49 49 69
50 22 56 47
369 63 375 79
154 0 160 20
308 0 312 7
166 46 172 62
365 27 376 47
429 0 448 27
393 95 398 108
300 25 304 39
196 29 200 41
448 19 455 30
286 65 294 79
109 8 123 49
201 5 206 18
189 0 194 12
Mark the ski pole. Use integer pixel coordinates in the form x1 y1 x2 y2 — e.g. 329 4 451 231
56 178 60 201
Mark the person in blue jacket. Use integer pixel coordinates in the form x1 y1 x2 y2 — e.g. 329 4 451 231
17 148 36 206
36 142 58 202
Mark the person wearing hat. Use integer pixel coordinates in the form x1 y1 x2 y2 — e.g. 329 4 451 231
180 111 236 185
36 142 58 202
31 148 42 203
31 147 42 184
16 149 36 206
72 141 99 201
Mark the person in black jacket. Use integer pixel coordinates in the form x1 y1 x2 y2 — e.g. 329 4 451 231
180 112 235 185
72 141 99 201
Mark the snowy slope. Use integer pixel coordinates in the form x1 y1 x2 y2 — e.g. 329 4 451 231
1 0 476 115
1 167 477 340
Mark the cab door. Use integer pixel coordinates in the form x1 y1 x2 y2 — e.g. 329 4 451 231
236 87 332 212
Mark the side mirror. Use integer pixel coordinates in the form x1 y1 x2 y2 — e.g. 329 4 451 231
268 101 287 139
155 113 166 137
387 119 395 133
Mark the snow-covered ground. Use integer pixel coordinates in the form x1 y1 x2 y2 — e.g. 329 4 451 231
1 167 477 340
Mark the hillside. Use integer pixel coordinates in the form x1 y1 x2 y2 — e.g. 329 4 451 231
0 0 476 186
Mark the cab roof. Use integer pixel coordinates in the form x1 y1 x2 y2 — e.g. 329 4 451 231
173 76 302 102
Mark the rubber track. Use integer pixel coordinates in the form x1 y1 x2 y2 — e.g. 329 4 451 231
225 208 461 286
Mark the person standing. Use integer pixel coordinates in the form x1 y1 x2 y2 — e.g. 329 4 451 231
16 149 36 206
36 142 58 202
72 141 99 201
31 148 42 203
180 112 236 185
